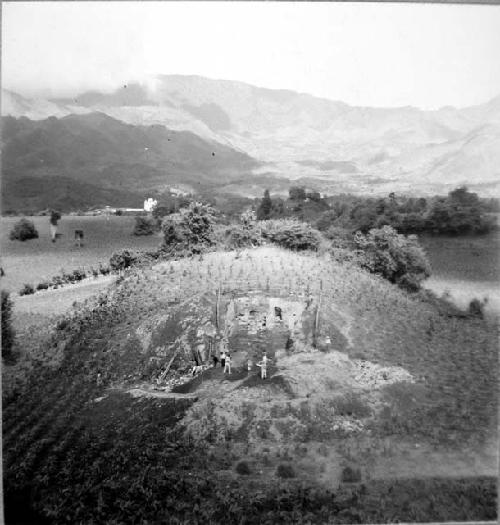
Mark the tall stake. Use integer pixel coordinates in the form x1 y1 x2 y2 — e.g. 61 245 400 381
313 280 323 347
215 284 221 331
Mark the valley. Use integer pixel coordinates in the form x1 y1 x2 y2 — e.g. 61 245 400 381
2 75 500 208
3 4 499 523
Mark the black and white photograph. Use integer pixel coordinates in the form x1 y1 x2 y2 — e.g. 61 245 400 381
1 1 499 523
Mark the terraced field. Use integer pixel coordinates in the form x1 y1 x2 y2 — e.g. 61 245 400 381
2 247 498 523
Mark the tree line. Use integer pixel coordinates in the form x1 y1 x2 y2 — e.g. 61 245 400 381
256 186 497 235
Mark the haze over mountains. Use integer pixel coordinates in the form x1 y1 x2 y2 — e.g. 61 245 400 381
2 74 500 211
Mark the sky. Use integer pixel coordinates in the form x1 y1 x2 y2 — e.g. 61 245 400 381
2 2 500 110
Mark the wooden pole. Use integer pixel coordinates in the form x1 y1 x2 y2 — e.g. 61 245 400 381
313 281 322 348
215 285 221 331
158 346 181 385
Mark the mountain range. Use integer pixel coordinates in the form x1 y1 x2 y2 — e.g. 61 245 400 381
2 74 500 211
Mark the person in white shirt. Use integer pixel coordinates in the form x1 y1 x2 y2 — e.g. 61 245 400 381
224 353 231 374
257 351 271 379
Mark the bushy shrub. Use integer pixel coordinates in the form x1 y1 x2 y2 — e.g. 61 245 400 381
354 225 431 291
72 269 87 281
468 298 487 318
276 463 296 478
109 250 138 272
235 460 251 475
36 281 50 291
332 393 371 418
51 275 64 286
1 290 15 361
133 216 156 236
62 271 75 283
222 224 262 249
19 283 35 296
161 202 218 252
261 220 321 251
9 218 39 241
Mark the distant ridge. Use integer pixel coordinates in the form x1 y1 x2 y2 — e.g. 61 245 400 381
1 111 258 212
2 74 500 198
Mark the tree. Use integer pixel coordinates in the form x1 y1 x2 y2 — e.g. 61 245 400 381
9 218 39 241
354 225 431 291
256 190 272 220
289 186 306 201
424 186 494 234
270 197 285 218
449 186 479 207
161 202 218 251
2 291 15 361
350 202 378 233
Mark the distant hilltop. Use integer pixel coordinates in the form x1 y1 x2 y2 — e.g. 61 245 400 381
2 75 500 208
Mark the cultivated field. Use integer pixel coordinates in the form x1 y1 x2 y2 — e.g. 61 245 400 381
3 246 497 523
1 215 161 293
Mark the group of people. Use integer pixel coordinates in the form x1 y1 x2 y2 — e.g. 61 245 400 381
212 336 232 374
210 336 271 379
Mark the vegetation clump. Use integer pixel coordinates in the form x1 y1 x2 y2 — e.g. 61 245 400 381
9 218 39 241
109 250 138 271
261 219 321 251
354 225 431 291
252 185 495 235
468 298 487 318
162 202 218 253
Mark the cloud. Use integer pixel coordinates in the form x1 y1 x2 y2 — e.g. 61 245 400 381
3 2 500 109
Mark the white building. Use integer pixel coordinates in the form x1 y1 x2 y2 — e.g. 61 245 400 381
144 198 158 213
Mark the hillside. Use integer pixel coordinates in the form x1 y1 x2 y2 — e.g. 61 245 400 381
3 76 500 196
1 112 258 211
2 246 497 523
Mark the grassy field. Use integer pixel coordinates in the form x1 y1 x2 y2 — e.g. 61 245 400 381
0 215 161 293
419 231 499 283
419 232 500 313
2 246 497 523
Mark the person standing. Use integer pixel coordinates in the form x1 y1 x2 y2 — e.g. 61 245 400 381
220 346 226 370
258 351 271 379
49 210 61 243
224 353 231 374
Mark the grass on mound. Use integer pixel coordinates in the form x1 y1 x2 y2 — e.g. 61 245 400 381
2 246 498 523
